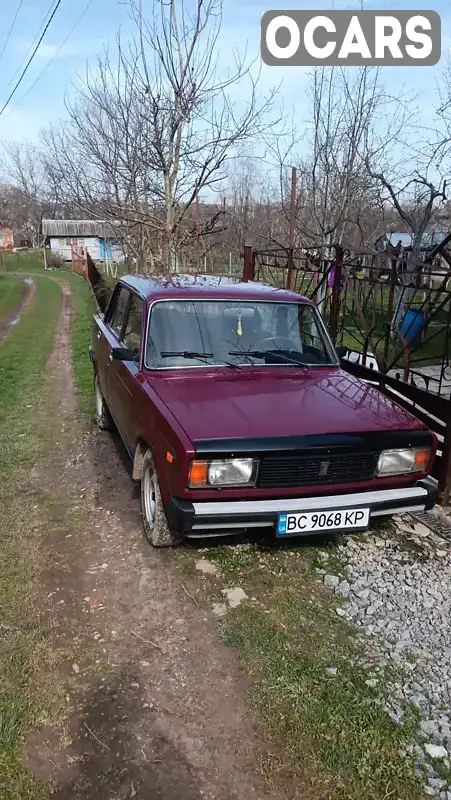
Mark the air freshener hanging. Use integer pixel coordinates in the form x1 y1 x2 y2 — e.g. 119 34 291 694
236 308 242 336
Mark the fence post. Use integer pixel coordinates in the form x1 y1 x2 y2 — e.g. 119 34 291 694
287 249 294 291
383 256 397 369
242 245 254 282
403 345 411 383
286 166 297 291
329 246 343 344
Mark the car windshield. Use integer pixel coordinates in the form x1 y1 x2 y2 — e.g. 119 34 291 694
145 300 337 369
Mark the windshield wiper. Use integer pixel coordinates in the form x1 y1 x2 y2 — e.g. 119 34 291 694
228 350 310 368
161 350 213 359
160 351 240 369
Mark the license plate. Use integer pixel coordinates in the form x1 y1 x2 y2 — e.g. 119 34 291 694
277 507 370 536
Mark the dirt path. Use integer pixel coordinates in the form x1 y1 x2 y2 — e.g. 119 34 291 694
23 281 299 799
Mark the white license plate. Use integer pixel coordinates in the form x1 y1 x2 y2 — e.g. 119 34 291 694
277 507 370 536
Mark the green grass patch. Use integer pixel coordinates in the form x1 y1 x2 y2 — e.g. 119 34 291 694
0 276 25 320
0 277 61 460
198 543 424 800
0 276 62 798
0 252 97 416
0 250 44 274
65 273 96 416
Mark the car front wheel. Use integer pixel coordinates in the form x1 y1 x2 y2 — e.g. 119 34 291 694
141 450 179 547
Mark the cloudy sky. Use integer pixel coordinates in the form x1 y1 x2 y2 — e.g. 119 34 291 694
0 0 449 146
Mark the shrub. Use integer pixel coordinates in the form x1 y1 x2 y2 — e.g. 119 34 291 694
45 251 64 269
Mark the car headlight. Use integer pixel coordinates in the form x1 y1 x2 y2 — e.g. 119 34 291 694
377 447 431 477
188 458 258 488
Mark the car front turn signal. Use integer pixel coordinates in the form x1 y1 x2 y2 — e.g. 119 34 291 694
188 458 259 488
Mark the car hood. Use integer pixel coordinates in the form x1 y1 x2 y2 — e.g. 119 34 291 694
149 367 424 442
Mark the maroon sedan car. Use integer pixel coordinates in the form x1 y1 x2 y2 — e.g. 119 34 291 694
90 274 437 547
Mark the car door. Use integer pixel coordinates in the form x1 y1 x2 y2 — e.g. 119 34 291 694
95 284 129 399
107 292 145 452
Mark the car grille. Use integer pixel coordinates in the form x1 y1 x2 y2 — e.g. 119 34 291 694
257 451 380 488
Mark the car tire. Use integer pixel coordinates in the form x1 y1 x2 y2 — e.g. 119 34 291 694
95 375 113 431
141 450 180 547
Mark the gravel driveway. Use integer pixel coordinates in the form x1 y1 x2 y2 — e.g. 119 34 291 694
321 515 451 799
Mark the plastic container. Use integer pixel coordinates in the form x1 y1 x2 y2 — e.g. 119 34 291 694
400 308 429 348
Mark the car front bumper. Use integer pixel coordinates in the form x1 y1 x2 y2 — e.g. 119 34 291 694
166 477 437 537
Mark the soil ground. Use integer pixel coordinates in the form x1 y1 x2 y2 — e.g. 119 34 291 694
1 267 433 800
18 280 298 799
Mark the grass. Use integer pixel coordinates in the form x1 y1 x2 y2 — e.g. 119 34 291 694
0 275 63 799
0 275 25 320
0 250 44 273
64 272 96 415
190 542 425 800
0 276 60 447
0 252 97 416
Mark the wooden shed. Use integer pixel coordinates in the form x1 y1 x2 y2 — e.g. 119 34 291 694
41 219 124 263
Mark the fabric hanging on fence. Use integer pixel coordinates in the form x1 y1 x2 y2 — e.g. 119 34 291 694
327 265 345 291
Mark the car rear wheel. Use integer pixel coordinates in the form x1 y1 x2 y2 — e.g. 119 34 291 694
95 375 113 431
141 450 179 547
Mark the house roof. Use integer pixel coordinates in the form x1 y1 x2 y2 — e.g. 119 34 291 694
42 219 119 237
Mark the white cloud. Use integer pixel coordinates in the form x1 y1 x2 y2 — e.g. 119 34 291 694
31 41 86 59
11 37 104 61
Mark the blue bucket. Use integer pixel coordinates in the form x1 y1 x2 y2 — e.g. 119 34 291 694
400 308 429 348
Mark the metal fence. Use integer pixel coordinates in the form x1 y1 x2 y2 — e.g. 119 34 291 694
342 359 451 503
242 243 451 503
243 244 451 398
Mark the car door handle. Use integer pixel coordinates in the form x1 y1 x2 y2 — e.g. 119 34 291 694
108 352 113 363
96 331 101 339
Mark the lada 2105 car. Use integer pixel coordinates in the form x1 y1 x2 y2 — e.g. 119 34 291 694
90 274 437 547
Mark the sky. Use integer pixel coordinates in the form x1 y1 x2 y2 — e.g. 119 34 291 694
0 0 450 147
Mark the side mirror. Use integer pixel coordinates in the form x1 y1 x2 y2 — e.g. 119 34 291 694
335 345 348 359
111 346 139 362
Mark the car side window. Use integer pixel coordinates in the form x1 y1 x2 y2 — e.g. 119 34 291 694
123 296 143 358
109 287 130 340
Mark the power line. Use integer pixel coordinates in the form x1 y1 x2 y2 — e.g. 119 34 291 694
0 0 25 67
0 0 59 99
1 0 94 122
0 0 63 119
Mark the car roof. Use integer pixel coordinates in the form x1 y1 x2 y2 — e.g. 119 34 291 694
118 273 311 304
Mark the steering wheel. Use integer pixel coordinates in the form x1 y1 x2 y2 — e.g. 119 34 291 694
257 336 300 352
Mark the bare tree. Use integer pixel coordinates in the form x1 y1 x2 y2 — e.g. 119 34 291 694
268 67 391 308
364 89 449 328
221 157 285 253
1 141 51 246
269 67 387 260
41 0 281 270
